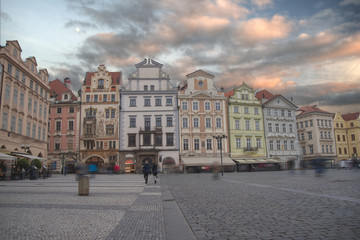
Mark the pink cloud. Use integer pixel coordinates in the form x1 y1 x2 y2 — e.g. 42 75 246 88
237 15 293 43
181 15 230 32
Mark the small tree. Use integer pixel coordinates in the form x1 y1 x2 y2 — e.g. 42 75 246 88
30 159 42 169
17 158 29 170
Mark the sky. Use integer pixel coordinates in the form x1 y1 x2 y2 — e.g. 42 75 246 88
1 0 359 114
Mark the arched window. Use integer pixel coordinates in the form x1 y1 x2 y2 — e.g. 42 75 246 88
98 79 104 89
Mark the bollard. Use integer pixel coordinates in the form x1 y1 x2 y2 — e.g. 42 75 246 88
78 175 89 196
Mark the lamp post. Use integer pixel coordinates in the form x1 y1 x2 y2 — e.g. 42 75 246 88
213 134 227 176
21 144 31 153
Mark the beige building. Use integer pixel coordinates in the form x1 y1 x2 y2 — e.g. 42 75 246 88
296 105 336 167
334 112 360 163
0 40 50 169
178 70 234 173
79 65 121 170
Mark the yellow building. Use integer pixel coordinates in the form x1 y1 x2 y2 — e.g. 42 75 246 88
334 112 360 163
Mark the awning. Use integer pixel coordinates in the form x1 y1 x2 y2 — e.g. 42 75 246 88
13 153 46 162
182 157 236 166
0 153 17 161
233 158 284 164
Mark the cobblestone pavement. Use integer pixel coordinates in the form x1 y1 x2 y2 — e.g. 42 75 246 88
162 169 360 240
0 170 359 240
0 174 164 240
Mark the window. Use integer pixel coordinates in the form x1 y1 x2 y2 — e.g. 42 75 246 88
289 124 293 133
246 138 251 149
33 101 37 115
350 122 354 127
144 85 148 91
308 132 312 140
5 84 10 100
245 120 250 130
40 88 43 97
320 131 323 139
326 145 329 153
300 122 303 128
182 118 188 128
343 135 346 141
128 134 136 147
267 109 271 116
144 117 151 130
309 145 314 154
256 138 261 148
111 109 115 118
217 138 222 150
339 148 342 155
130 98 136 107
56 121 61 131
269 140 273 150
290 141 294 150
182 101 188 110
106 109 110 118
277 140 281 150
30 80 33 89
42 129 46 141
13 49 17 57
344 148 347 155
28 98 32 112
235 119 240 129
282 124 286 132
303 147 306 155
351 134 356 141
166 116 173 127
275 123 279 132
166 97 173 106
39 104 42 118
130 117 136 127
274 109 278 116
22 73 26 83
98 79 104 89
64 94 69 100
20 92 24 107
216 118 222 128
337 135 341 142
305 121 308 128
144 98 151 106
150 85 155 91
38 126 41 140
18 118 23 134
284 140 288 150
281 110 285 117
244 107 249 114
7 63 12 74
183 139 189 150
111 94 115 102
12 89 18 104
206 139 212 150
353 147 357 154
32 124 36 138
155 98 162 106
55 143 60 150
193 102 199 111
35 84 38 93
26 122 31 137
324 132 328 139
215 102 221 111
254 108 259 115
288 110 292 117
11 116 16 132
193 118 199 128
94 95 98 102
153 116 161 128
205 102 211 111
57 107 62 114
103 94 107 102
166 133 174 146
68 121 74 131
268 123 272 132
206 118 211 128
44 107 47 118
301 133 305 140
194 139 200 150
256 121 260 131
155 134 162 146
236 137 241 148
86 95 90 102
234 106 239 113
143 134 151 146
330 145 333 153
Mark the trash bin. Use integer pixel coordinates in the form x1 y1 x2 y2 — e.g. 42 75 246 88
78 175 89 196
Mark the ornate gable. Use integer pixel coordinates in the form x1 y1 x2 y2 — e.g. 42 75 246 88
186 69 214 78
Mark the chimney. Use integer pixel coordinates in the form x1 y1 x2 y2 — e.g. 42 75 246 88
64 78 72 90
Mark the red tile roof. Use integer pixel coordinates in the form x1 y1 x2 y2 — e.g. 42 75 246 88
225 89 234 97
342 112 359 121
84 71 121 86
297 105 331 116
255 89 274 102
49 79 77 101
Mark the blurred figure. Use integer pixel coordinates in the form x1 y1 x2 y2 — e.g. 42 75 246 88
315 159 325 177
212 161 220 180
142 160 150 184
152 162 158 183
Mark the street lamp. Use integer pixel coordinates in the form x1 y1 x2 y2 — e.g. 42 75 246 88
213 134 227 176
21 144 31 153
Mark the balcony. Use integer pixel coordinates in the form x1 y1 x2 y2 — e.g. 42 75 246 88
83 133 96 139
243 147 258 152
139 127 159 133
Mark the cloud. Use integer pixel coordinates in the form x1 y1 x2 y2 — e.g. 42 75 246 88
340 0 360 6
64 20 97 30
251 0 273 8
1 11 12 22
236 15 293 43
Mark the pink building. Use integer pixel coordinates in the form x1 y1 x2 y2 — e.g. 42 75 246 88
48 78 80 172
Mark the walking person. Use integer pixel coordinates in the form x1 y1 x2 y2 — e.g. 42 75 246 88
152 162 158 183
142 160 150 184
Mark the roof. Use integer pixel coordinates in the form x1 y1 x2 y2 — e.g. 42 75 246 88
84 71 121 86
186 69 214 78
49 79 77 101
342 112 359 121
255 89 274 102
225 89 234 97
297 105 332 116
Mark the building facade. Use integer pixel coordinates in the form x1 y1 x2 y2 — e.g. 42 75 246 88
226 82 267 170
48 78 80 172
119 58 179 173
256 89 300 169
79 65 121 170
0 40 50 163
178 70 234 173
334 112 360 163
296 105 336 167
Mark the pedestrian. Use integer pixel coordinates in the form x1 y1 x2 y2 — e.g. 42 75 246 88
142 160 150 184
152 162 158 183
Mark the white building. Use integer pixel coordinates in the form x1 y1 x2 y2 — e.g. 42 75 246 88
256 90 301 169
119 58 179 173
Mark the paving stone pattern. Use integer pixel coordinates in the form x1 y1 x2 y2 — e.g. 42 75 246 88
162 169 360 240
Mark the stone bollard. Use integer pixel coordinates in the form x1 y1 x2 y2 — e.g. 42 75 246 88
78 175 89 196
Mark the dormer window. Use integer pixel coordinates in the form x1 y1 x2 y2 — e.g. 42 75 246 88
13 49 18 58
64 94 69 100
199 81 203 87
98 79 104 89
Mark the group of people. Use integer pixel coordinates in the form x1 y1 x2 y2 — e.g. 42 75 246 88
142 161 158 184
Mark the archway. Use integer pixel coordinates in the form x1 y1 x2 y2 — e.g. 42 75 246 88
85 156 105 173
